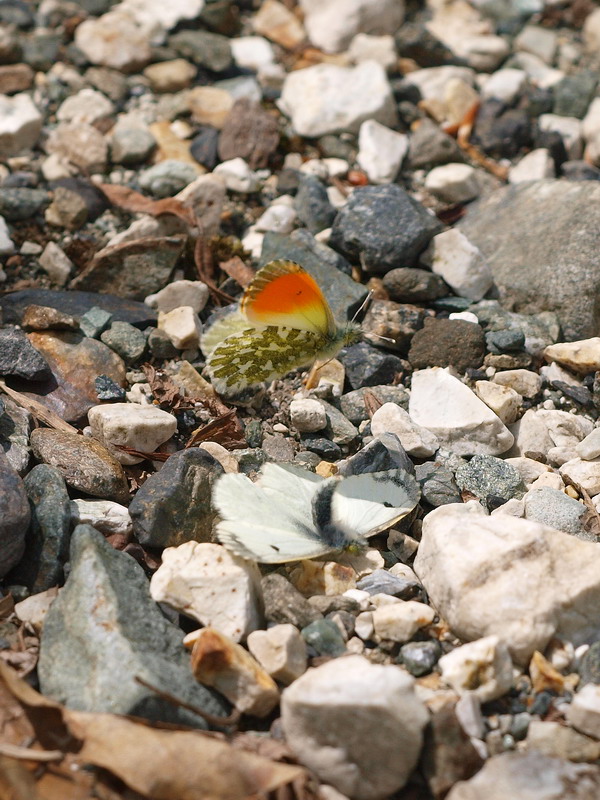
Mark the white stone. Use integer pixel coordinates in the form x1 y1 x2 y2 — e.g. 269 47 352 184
504 457 552 487
255 203 297 233
455 692 485 739
530 472 565 492
413 502 600 664
157 306 203 350
527 719 600 762
449 311 479 324
444 77 480 128
278 61 397 138
514 25 557 64
372 601 435 643
423 228 492 302
343 588 371 611
439 635 513 703
299 0 405 54
409 368 514 457
567 683 600 738
508 409 593 461
74 9 152 72
213 157 261 192
289 398 327 432
576 429 600 461
511 52 564 89
371 403 439 458
322 158 350 178
474 381 522 425
0 215 14 256
425 1 507 71
355 611 375 640
540 361 582 387
425 163 480 204
197 441 238 473
404 66 476 104
38 241 74 286
356 119 408 184
559 458 600 497
544 338 600 374
584 7 600 52
509 148 555 183
347 33 397 71
126 383 153 405
14 587 58 633
583 97 600 165
247 624 307 684
150 542 261 641
281 655 428 799
70 499 132 536
145 280 209 314
88 403 178 465
241 226 264 258
480 68 527 103
56 88 115 125
119 0 205 34
0 92 42 157
230 36 275 71
538 114 583 160
490 497 525 518
492 369 541 399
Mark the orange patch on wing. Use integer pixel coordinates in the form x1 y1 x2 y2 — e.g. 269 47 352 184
244 271 326 317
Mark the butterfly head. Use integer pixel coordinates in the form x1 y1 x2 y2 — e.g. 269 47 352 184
341 321 363 348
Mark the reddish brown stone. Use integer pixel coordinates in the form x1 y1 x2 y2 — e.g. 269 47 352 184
218 98 280 169
0 63 34 94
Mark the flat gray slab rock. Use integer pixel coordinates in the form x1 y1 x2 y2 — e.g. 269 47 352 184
459 180 600 340
38 524 230 728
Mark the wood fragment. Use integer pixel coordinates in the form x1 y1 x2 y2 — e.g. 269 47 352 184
0 380 78 435
0 743 63 762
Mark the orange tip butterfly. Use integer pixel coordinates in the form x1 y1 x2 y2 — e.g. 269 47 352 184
202 259 362 394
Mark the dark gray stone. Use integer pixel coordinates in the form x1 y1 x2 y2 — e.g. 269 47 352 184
579 641 600 685
0 396 30 475
301 436 342 461
485 329 526 354
383 267 449 303
561 161 600 182
400 640 442 676
294 175 336 234
407 119 465 168
415 461 461 507
262 434 295 462
340 342 404 389
553 73 597 119
329 185 442 273
408 317 486 372
0 187 49 220
148 327 179 359
0 327 52 381
337 433 415 477
95 374 126 401
472 100 532 159
8 465 71 592
48 178 109 221
130 448 224 548
357 569 421 598
38 524 229 727
316 399 359 448
0 451 29 578
260 231 365 321
455 455 525 507
168 29 232 72
339 385 409 426
301 619 346 657
0 290 156 328
459 181 600 340
262 573 322 628
190 126 219 170
100 321 147 364
79 306 113 338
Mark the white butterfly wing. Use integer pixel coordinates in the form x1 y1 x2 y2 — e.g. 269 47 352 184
213 472 333 563
200 309 248 358
328 469 421 538
257 462 324 517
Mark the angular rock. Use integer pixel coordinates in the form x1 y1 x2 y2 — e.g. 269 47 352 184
30 429 129 503
0 451 29 578
414 502 600 664
357 119 408 184
281 655 428 799
261 573 322 628
0 396 31 475
150 542 262 642
74 9 152 72
409 368 514 456
88 403 177 465
218 98 279 169
129 448 223 548
38 525 229 727
422 228 493 301
247 624 307 685
408 317 486 372
70 499 132 537
439 635 514 702
0 92 42 157
544 338 600 375
0 326 51 381
372 600 435 643
371 403 439 458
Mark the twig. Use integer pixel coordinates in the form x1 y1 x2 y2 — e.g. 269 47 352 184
0 380 78 435
134 676 241 728
0 743 63 761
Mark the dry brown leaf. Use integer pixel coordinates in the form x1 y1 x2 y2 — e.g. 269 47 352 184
141 364 192 411
98 184 196 227
0 663 305 800
185 409 246 450
363 389 383 419
218 256 255 289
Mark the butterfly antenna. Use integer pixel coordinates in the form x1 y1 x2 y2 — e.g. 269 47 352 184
351 290 373 323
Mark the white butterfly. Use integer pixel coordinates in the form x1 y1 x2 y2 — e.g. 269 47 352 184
212 462 420 563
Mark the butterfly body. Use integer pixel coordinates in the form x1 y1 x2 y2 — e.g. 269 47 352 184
204 260 362 394
213 463 420 564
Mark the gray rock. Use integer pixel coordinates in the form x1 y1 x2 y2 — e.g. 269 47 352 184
407 119 465 168
0 326 51 381
138 160 199 198
169 29 232 72
415 461 462 506
459 181 600 340
0 188 49 221
0 396 31 475
422 706 484 799
553 73 597 119
0 451 29 577
294 175 336 234
329 185 442 273
524 486 594 541
357 570 421 599
260 231 365 322
341 342 404 389
400 640 442 676
455 454 526 507
337 432 415 477
262 573 323 628
100 321 147 364
383 267 449 303
446 750 600 799
38 524 229 727
130 448 223 548
316 399 359 448
301 619 346 657
110 125 156 165
579 641 600 685
361 299 426 354
470 300 559 355
8 465 71 592
339 385 410 426
79 306 113 338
